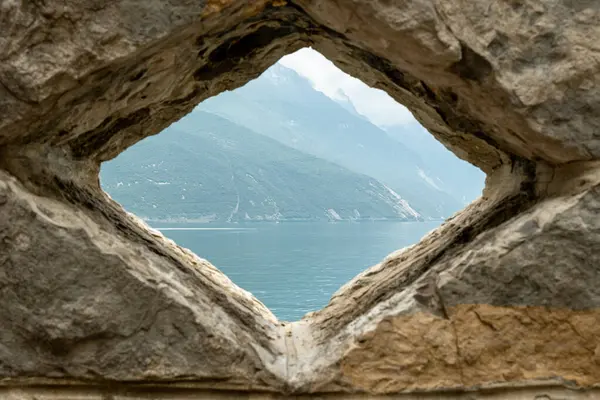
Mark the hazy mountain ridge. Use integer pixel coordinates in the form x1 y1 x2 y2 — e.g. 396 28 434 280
198 63 481 218
102 63 484 222
101 111 423 223
380 122 485 205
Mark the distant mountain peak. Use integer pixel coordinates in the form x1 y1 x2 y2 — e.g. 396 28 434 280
331 88 367 120
266 63 294 84
267 63 308 84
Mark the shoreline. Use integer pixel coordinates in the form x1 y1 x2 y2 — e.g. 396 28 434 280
148 219 445 230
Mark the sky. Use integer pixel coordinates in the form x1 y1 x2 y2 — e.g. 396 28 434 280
278 47 416 127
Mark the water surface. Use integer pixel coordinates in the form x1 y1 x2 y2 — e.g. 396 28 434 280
154 221 441 321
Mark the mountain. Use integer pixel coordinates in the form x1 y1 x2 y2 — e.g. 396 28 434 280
381 122 485 205
100 111 422 223
198 63 470 218
332 89 368 120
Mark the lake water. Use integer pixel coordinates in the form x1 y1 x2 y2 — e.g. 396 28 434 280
153 221 442 321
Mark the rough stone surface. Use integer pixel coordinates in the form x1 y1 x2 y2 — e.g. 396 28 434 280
0 170 287 390
1 0 600 397
291 161 600 393
2 386 600 400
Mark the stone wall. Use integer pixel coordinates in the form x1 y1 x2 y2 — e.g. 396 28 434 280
1 0 599 398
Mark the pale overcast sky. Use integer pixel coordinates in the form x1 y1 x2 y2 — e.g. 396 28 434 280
278 47 416 127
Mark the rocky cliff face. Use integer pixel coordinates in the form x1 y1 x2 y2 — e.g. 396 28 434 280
1 0 599 398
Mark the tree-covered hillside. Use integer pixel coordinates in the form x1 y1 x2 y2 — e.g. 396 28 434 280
101 111 422 223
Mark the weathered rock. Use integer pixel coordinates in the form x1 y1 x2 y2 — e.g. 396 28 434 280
0 169 287 390
293 161 600 393
1 0 599 397
3 386 600 400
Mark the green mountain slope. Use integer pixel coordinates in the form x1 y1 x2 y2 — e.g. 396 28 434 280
100 111 422 223
198 63 471 218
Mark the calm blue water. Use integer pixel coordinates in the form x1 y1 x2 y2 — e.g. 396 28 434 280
153 221 441 321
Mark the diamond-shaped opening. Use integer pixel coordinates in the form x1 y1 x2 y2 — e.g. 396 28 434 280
100 48 485 321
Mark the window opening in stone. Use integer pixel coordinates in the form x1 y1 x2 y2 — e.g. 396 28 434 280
100 48 485 321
